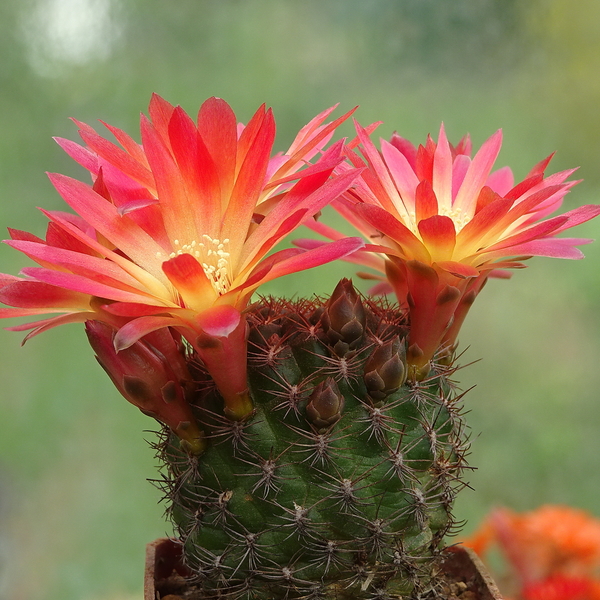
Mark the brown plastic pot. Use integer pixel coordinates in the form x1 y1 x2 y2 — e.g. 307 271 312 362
144 538 504 600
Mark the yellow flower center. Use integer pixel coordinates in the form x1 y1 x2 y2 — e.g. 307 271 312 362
157 235 232 295
406 206 470 236
437 206 470 232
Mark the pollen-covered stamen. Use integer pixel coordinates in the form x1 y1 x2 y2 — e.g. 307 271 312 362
198 235 231 295
437 206 471 232
404 205 471 240
157 236 232 295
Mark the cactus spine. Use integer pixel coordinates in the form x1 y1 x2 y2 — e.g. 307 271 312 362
157 280 470 599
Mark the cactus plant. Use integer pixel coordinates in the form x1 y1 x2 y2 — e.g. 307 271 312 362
146 280 470 599
1 95 599 599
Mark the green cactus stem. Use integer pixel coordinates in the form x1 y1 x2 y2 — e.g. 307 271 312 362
155 280 470 599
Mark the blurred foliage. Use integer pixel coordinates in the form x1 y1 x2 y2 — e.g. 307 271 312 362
523 0 600 184
0 1 600 599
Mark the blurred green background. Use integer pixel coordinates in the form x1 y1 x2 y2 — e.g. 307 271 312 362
1 1 600 598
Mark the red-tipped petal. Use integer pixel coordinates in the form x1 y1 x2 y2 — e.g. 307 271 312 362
197 97 238 202
355 120 405 218
196 304 242 338
474 186 504 214
264 140 344 191
417 215 456 261
527 152 555 177
505 173 544 201
273 106 357 180
8 228 45 244
436 261 479 278
45 221 99 256
54 137 98 174
242 237 365 294
148 93 176 141
101 302 174 317
79 129 155 191
168 105 221 236
6 240 149 293
293 237 386 272
493 185 569 233
241 210 308 276
355 203 430 262
483 215 570 254
432 124 453 210
21 267 155 304
223 109 276 261
236 104 266 170
455 196 513 254
162 253 216 312
389 132 417 169
380 139 420 208
140 114 198 246
453 129 503 217
287 104 339 156
243 167 361 267
415 136 435 183
0 280 90 309
47 173 166 280
415 180 439 223
40 209 170 299
100 120 148 167
113 315 182 351
9 311 94 343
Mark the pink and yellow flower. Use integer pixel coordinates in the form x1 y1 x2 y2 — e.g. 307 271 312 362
300 123 600 376
0 95 364 421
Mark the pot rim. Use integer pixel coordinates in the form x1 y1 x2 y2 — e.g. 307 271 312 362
144 538 504 600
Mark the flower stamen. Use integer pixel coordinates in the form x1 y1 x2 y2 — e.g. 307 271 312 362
437 206 469 232
158 236 231 295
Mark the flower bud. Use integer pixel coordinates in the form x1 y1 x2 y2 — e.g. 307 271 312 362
322 279 366 356
306 378 344 432
364 337 407 402
85 321 205 454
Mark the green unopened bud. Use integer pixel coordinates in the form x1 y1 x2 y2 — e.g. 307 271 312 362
306 378 344 432
364 337 407 402
322 279 366 356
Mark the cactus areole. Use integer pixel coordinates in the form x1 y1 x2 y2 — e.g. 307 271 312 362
152 280 470 599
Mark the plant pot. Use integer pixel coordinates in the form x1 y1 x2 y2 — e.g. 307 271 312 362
144 538 504 600
440 545 504 600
